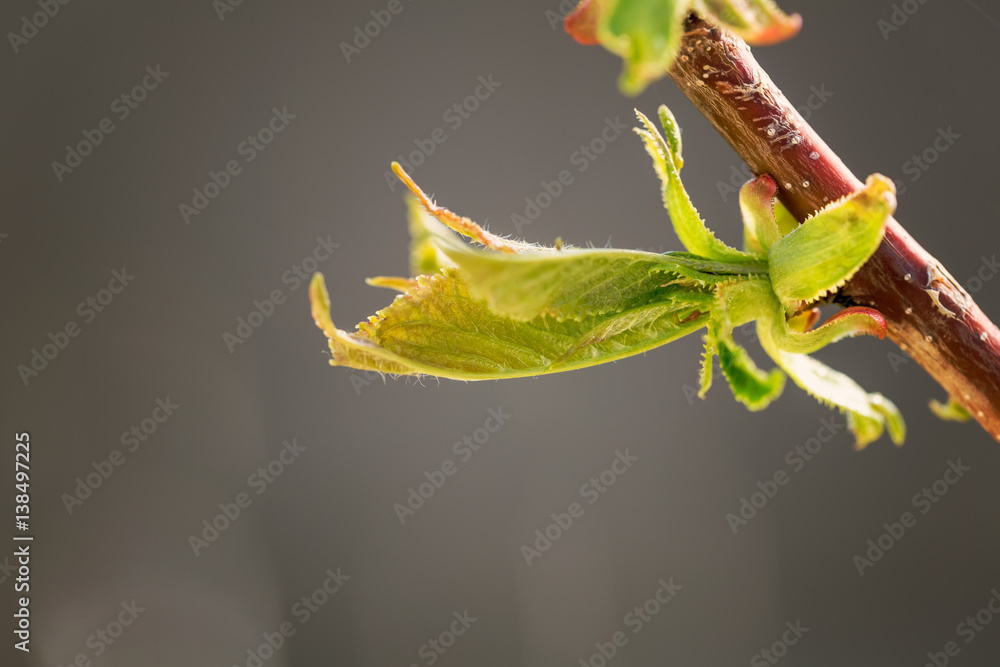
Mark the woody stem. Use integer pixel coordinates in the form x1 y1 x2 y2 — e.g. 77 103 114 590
666 13 1000 441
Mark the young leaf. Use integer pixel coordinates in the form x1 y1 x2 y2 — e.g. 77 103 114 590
310 270 709 381
768 174 896 310
758 322 906 448
596 0 689 95
441 247 717 321
772 196 801 237
310 272 418 376
765 306 888 355
703 278 785 409
708 277 894 437
929 398 972 422
392 162 539 254
740 174 782 253
395 159 749 322
707 322 786 410
366 276 417 293
407 198 458 277
311 111 908 447
635 107 766 266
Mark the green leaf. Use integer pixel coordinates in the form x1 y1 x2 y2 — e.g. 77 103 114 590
929 397 972 422
366 275 417 293
698 334 715 397
311 114 909 447
772 196 801 237
310 272 418 376
635 107 767 266
407 197 457 278
768 174 896 310
708 277 898 442
708 323 786 410
758 322 905 448
702 278 785 408
395 159 752 322
310 270 709 381
740 174 782 253
443 247 717 321
392 162 542 255
598 0 689 95
765 306 888 355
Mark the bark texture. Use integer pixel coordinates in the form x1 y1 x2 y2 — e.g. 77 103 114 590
667 14 1000 441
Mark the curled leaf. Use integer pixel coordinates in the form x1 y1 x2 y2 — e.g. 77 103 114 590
929 397 972 422
310 111 907 447
709 322 786 410
636 107 765 266
740 174 781 253
765 306 888 355
702 278 785 409
711 278 901 445
768 174 895 310
310 270 709 380
758 323 905 448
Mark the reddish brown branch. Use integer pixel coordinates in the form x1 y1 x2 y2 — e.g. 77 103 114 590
667 14 1000 441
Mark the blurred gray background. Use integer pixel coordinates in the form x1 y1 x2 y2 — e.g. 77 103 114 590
2 0 1000 665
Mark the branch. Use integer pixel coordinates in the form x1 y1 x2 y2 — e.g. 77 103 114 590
666 13 1000 442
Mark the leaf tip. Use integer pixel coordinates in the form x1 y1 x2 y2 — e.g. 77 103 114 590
744 12 802 46
564 0 600 45
309 272 338 339
929 397 972 423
